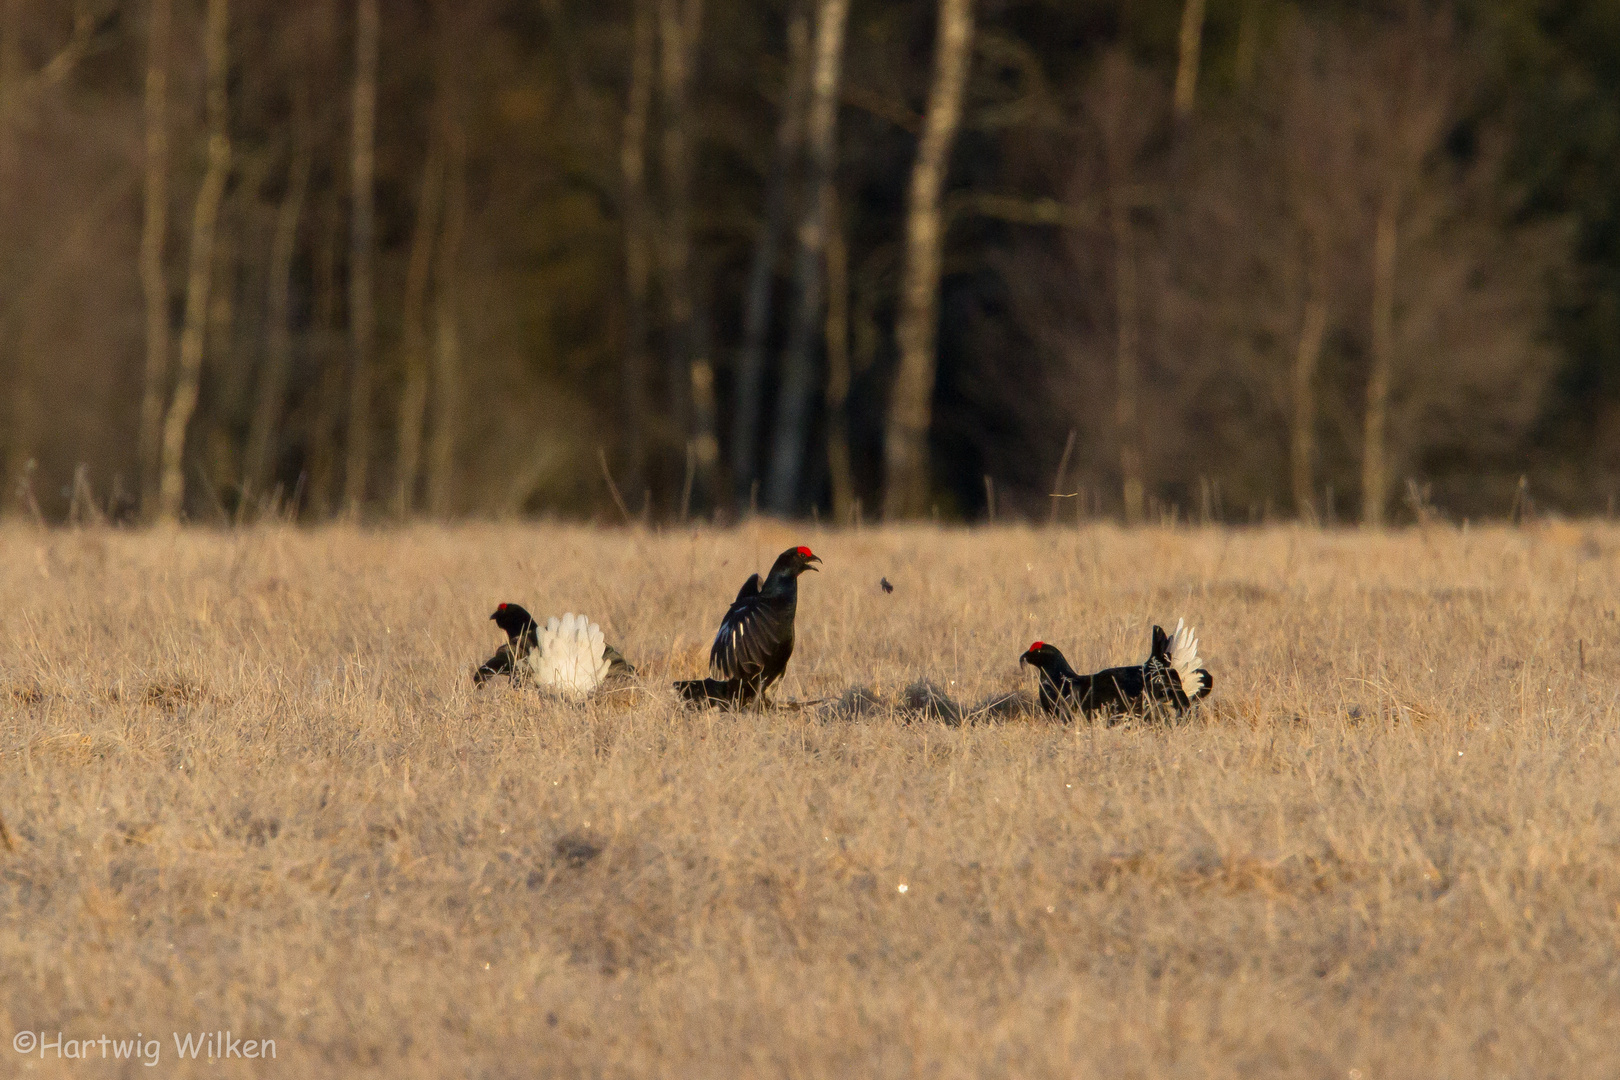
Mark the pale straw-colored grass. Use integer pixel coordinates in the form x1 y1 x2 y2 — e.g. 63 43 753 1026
1 520 1617 1077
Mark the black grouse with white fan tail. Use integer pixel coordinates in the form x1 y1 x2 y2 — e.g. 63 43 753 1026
474 602 632 697
675 545 821 707
1020 619 1213 721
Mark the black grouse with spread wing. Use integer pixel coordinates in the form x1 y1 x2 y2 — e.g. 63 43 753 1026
1020 620 1213 722
675 545 821 707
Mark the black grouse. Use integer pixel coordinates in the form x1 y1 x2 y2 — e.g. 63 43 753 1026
475 603 539 685
1020 619 1213 722
675 545 821 707
475 602 632 695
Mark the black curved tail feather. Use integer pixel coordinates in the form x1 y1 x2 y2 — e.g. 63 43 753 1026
674 677 751 707
1188 668 1213 700
1151 624 1170 659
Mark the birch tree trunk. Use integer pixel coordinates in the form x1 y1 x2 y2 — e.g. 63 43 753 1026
342 0 379 517
764 0 849 514
619 0 655 502
137 0 172 518
426 76 467 519
881 0 974 520
1290 293 1327 522
731 1 810 509
1361 188 1397 526
393 124 445 519
1173 0 1207 120
245 92 312 499
156 0 230 524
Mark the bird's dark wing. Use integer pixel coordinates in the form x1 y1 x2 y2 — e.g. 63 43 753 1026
709 574 790 680
474 643 516 686
603 643 636 679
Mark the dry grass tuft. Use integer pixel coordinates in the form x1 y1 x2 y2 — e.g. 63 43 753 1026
7 683 43 705
1 521 1619 1077
900 679 964 725
142 677 212 710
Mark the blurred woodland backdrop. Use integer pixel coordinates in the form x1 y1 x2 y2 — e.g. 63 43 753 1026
0 0 1616 525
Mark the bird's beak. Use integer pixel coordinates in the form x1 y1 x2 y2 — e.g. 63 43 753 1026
806 556 821 571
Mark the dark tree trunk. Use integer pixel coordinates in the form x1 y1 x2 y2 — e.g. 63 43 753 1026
764 0 849 515
342 0 378 516
393 117 445 519
137 0 172 519
245 89 312 500
619 0 655 502
427 13 468 519
657 0 713 510
730 0 811 511
824 184 855 524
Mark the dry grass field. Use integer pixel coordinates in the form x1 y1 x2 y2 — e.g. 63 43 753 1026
2 520 1619 1077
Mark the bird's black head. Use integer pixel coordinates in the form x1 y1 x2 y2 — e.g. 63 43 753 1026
490 602 536 642
1020 641 1064 670
770 545 822 578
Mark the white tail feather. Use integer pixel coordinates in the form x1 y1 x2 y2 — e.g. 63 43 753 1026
1166 618 1204 695
526 611 612 698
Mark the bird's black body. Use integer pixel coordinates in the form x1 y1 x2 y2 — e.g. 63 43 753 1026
1020 626 1212 722
675 546 820 707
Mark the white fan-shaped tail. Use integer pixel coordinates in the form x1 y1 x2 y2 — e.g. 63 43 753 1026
526 611 611 698
1166 618 1204 695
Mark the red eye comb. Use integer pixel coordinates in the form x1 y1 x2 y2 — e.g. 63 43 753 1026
797 546 814 557
1028 641 1044 651
497 603 507 611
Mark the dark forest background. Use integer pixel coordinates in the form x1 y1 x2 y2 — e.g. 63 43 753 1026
1 0 1617 525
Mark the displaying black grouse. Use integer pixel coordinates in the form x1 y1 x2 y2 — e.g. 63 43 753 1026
675 545 821 707
1020 619 1213 722
475 602 632 694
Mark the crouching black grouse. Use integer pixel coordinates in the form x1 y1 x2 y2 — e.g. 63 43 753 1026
475 603 633 697
675 545 820 707
1020 619 1212 722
